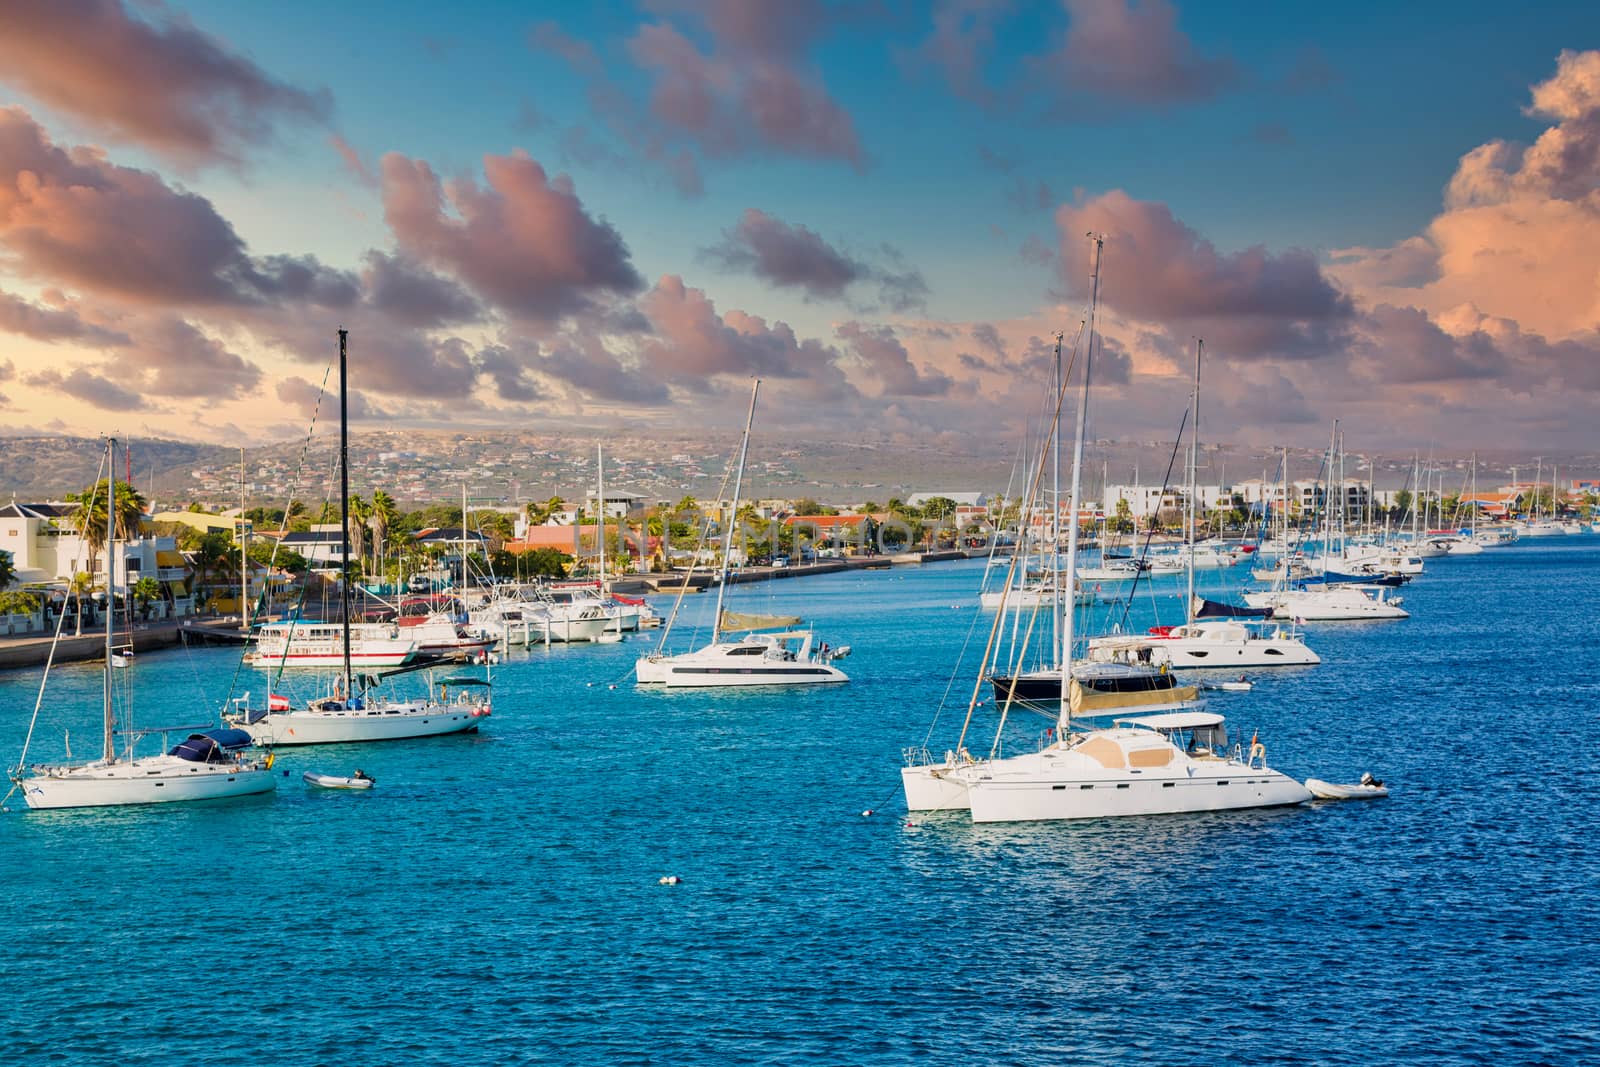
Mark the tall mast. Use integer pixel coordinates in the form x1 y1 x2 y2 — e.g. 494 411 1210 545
1051 332 1064 653
1060 234 1102 733
597 444 606 592
1323 421 1337 573
711 379 760 645
240 446 249 631
461 483 468 591
103 436 117 763
1185 339 1201 622
338 328 352 697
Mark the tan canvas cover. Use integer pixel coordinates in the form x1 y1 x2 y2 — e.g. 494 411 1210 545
1069 678 1200 715
720 609 802 632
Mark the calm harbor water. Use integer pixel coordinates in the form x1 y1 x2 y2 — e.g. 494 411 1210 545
3 541 1598 1064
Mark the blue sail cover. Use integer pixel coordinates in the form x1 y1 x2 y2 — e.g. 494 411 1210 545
1193 596 1273 619
1299 571 1403 587
169 729 255 762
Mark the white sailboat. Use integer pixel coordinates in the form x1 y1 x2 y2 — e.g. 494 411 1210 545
9 438 276 809
635 380 848 688
1085 340 1318 670
244 619 417 668
903 237 1309 822
225 330 492 745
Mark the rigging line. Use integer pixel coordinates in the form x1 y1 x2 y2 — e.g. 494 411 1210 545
10 445 113 780
1109 406 1188 634
948 321 1084 756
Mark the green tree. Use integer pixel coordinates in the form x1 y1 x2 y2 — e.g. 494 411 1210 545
0 548 15 591
68 571 95 635
0 589 41 617
70 478 148 576
132 575 162 620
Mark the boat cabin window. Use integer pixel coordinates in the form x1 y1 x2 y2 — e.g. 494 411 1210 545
727 646 766 656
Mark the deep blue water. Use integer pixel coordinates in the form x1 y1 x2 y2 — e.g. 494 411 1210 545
3 541 1598 1064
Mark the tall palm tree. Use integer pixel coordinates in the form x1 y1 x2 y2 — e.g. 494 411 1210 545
346 495 370 573
368 489 399 577
72 478 147 577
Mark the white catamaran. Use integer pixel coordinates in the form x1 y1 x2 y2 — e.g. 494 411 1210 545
902 236 1310 822
635 379 849 688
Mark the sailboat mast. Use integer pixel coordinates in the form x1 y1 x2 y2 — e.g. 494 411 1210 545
1186 339 1201 621
711 379 760 645
1060 234 1102 732
1052 332 1062 656
103 436 117 763
338 328 352 697
1323 421 1337 573
597 444 606 592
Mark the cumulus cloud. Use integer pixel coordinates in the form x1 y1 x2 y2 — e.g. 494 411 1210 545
0 108 356 308
0 0 330 166
26 366 144 410
111 317 261 399
700 209 929 311
0 287 129 345
912 0 1237 115
1331 50 1600 362
361 251 483 328
381 149 643 322
636 274 843 389
1056 190 1355 360
836 321 954 397
1032 0 1238 110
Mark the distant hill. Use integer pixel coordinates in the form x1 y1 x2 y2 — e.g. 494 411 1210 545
2 431 1595 508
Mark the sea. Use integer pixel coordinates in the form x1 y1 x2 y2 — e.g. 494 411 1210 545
3 540 1597 1065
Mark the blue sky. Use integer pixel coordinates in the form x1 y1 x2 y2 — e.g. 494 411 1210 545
1 1 1598 450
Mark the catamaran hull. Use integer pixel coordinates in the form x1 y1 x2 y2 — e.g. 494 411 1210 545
902 761 973 812
637 662 848 687
233 706 489 745
19 762 276 809
967 768 1311 823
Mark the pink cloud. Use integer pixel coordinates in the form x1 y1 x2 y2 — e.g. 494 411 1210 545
0 108 357 308
0 0 330 166
637 274 841 388
626 20 865 169
330 134 375 186
835 321 954 397
381 149 643 322
0 287 129 345
1035 0 1239 109
25 366 144 411
1055 190 1354 360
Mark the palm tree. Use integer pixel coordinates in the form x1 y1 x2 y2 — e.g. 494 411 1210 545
68 571 95 636
193 532 229 613
132 575 162 620
346 495 370 571
525 495 566 525
72 478 148 577
368 489 399 578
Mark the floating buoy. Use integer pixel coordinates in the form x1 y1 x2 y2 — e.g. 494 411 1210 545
658 875 682 886
608 684 616 690
861 809 873 817
904 820 916 829
586 683 593 687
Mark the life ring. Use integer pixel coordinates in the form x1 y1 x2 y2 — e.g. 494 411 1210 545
1249 741 1267 763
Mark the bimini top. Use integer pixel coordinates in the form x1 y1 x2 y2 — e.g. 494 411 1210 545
438 677 492 688
1114 711 1225 731
169 728 256 762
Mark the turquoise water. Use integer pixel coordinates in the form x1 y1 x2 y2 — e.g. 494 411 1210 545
3 542 1598 1064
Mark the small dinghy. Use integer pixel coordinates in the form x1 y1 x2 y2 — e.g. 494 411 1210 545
1306 772 1388 800
303 770 375 790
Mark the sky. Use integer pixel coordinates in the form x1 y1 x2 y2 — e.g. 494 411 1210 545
1 0 1598 454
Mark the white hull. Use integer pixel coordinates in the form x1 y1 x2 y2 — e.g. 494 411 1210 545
303 771 374 789
19 756 275 809
636 631 848 688
901 758 973 812
966 754 1311 822
979 586 1095 609
535 616 611 643
231 701 489 745
1242 587 1408 620
1305 778 1388 800
244 650 414 667
1088 624 1320 669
